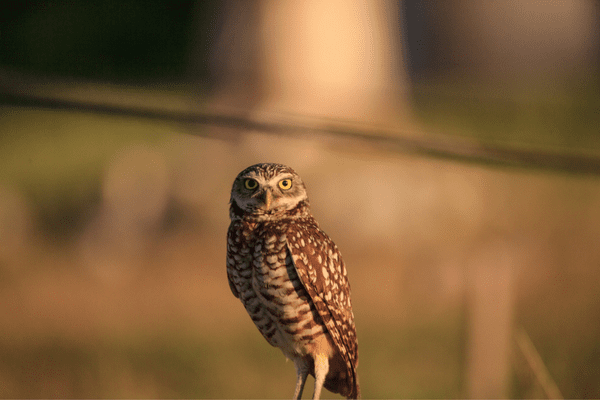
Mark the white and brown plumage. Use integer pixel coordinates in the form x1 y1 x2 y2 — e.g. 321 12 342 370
227 163 359 399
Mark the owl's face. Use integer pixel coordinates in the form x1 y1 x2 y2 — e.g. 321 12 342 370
230 163 309 216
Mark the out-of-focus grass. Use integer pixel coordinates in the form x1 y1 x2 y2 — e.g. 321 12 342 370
1 106 161 191
0 314 466 398
1 108 161 178
412 79 600 152
0 105 181 240
359 314 466 398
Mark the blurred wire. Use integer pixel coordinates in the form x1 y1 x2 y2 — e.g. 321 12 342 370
2 89 600 175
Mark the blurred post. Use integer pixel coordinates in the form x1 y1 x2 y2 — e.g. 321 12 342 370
205 0 411 127
466 235 515 398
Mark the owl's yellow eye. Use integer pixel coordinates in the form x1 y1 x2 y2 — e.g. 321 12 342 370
244 179 258 190
278 179 292 190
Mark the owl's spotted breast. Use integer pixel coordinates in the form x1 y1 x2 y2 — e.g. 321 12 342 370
227 217 328 356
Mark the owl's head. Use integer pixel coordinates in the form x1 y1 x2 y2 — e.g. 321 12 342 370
230 163 309 218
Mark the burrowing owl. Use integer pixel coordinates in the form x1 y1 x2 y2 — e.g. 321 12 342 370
227 163 360 399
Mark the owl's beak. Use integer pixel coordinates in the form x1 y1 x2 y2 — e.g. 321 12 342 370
263 189 273 210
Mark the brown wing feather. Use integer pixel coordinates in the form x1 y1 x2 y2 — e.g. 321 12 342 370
226 223 241 298
286 220 360 398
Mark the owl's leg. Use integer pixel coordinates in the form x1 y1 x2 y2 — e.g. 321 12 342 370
293 358 310 400
312 353 329 400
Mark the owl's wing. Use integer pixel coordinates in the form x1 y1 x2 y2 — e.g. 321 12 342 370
286 221 359 398
226 224 240 298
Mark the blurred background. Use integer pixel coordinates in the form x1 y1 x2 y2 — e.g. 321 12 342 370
1 0 600 398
